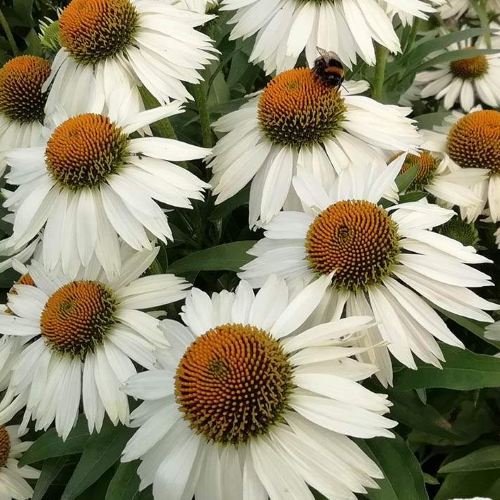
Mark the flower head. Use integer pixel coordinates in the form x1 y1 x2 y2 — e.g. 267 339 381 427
0 245 190 439
123 275 395 499
240 158 498 386
209 70 421 226
44 0 217 116
3 101 211 277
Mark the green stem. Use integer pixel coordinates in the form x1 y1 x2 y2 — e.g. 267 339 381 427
372 44 389 101
139 86 177 139
471 0 492 49
190 82 213 148
404 18 421 52
0 8 19 56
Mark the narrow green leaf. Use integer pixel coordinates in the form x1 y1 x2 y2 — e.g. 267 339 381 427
20 415 90 466
105 461 140 500
415 48 500 72
360 434 429 500
394 345 500 390
440 445 500 473
423 473 440 486
398 192 427 204
167 241 255 275
61 422 134 500
396 164 419 193
32 456 69 500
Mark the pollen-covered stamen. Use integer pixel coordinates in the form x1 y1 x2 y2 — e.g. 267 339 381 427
447 110 500 175
46 114 128 190
175 323 293 445
0 427 10 469
397 151 439 191
450 47 489 81
0 56 50 123
40 281 117 358
59 0 139 65
306 200 400 292
258 68 347 148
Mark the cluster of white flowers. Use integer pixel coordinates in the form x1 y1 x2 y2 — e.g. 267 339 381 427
0 0 499 499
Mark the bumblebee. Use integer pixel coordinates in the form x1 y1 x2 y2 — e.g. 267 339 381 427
312 47 344 91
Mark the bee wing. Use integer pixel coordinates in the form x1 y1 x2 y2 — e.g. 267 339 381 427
316 47 341 62
316 46 328 57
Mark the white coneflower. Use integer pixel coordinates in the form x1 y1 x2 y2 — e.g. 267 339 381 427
123 275 396 500
389 150 487 209
0 246 190 439
439 0 500 20
43 0 217 116
209 69 421 226
176 0 217 13
0 56 51 177
423 108 500 223
3 102 210 277
0 426 39 500
240 159 497 386
415 38 500 112
221 0 437 72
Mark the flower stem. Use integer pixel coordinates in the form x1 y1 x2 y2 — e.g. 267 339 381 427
404 18 421 52
139 87 177 139
0 8 19 56
471 0 492 49
191 82 213 148
372 44 389 101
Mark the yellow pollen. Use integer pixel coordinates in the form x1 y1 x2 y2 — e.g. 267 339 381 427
45 114 128 190
40 281 117 358
306 200 400 292
0 427 10 469
175 323 293 445
450 47 489 80
60 0 139 65
447 110 500 174
0 56 50 123
258 68 347 148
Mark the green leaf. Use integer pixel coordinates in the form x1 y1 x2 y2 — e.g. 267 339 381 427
435 470 500 500
434 305 500 350
395 164 419 193
13 0 34 27
167 241 255 275
61 422 134 500
105 461 141 500
415 112 450 130
415 48 500 72
388 390 464 442
423 473 439 486
24 29 42 56
208 187 250 221
32 456 69 500
440 445 500 473
20 415 90 466
360 434 429 500
394 345 500 390
407 28 496 64
398 192 427 204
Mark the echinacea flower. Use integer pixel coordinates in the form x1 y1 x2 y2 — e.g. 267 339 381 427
44 0 217 116
423 108 500 223
439 0 500 20
389 150 487 209
221 0 437 71
240 159 497 386
0 56 51 176
0 426 39 500
209 69 421 226
123 275 395 500
415 38 500 112
0 246 190 439
3 100 210 277
176 0 216 13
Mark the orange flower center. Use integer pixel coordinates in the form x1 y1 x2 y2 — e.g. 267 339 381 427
59 0 139 65
45 114 128 190
40 281 117 358
306 200 400 292
0 56 50 123
450 47 489 81
258 68 347 148
396 151 439 190
0 427 10 469
175 323 293 445
447 110 500 174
